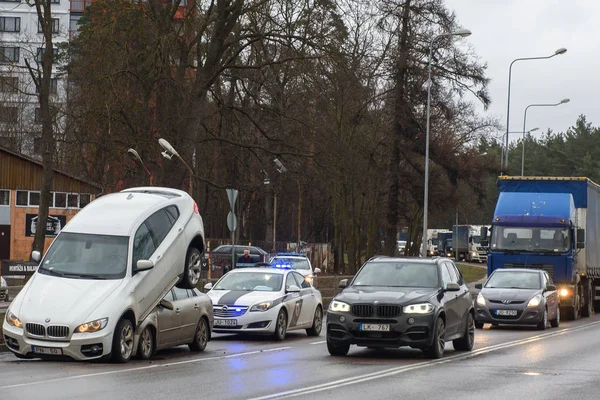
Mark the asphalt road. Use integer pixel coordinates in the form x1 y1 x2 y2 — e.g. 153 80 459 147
2 315 600 400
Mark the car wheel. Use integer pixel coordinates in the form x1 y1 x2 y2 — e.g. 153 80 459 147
424 317 445 359
178 247 202 289
474 321 484 329
273 309 288 341
138 326 155 360
537 308 548 330
453 313 474 351
550 306 560 328
327 339 350 356
112 318 134 363
306 306 323 337
189 317 209 352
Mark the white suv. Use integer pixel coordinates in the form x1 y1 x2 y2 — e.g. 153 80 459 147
269 253 321 284
3 187 206 362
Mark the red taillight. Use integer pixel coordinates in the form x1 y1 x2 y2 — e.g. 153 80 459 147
193 201 199 214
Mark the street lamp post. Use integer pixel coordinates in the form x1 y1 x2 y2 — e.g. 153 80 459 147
158 138 193 195
500 129 538 170
421 28 472 258
521 98 570 176
127 148 154 185
503 48 567 171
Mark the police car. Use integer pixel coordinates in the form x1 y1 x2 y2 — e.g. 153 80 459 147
204 266 323 340
269 252 322 284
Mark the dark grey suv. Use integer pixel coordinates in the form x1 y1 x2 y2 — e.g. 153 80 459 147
326 257 474 358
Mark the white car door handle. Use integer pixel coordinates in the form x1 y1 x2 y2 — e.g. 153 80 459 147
175 308 181 314
178 227 183 233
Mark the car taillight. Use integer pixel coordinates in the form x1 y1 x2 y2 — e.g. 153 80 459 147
193 201 199 214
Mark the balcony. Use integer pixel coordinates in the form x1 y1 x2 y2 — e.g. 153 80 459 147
70 0 93 13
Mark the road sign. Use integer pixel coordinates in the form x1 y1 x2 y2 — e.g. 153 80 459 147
227 211 238 232
226 188 238 211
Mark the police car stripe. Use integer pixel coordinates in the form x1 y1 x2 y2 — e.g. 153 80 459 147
288 299 303 327
217 290 250 306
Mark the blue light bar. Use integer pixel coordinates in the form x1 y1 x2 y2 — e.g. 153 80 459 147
276 252 306 257
274 264 293 269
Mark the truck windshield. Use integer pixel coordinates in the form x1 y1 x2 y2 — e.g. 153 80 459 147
491 226 570 252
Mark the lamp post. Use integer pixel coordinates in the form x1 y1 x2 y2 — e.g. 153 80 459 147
272 158 287 251
499 129 538 170
158 138 193 195
421 28 472 258
503 48 567 171
127 148 154 185
521 98 570 176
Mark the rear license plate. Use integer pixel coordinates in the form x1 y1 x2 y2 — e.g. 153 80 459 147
495 309 518 316
32 346 63 355
214 319 237 327
359 324 390 332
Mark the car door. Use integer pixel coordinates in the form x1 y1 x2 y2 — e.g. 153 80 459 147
156 289 182 347
284 272 304 329
440 263 460 336
293 272 316 327
172 287 197 342
543 273 559 319
448 262 472 331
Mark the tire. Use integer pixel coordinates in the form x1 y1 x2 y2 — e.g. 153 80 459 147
112 318 134 363
424 317 445 359
327 340 350 356
306 306 323 337
189 317 209 352
537 308 548 330
474 321 484 329
582 281 593 318
453 313 474 351
550 306 560 328
137 326 155 360
178 247 202 289
273 309 288 341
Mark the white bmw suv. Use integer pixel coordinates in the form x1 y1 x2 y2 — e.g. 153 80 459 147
3 187 206 362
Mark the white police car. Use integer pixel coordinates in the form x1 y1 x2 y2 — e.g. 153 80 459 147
204 267 323 340
269 252 321 284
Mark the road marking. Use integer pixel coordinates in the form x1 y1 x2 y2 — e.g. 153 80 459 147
309 340 326 345
0 346 291 390
248 320 600 400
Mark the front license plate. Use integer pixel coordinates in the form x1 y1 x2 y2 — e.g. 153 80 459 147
359 324 390 332
214 319 237 327
495 309 518 316
32 346 63 355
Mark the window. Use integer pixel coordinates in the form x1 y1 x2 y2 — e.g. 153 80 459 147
450 263 464 285
163 290 174 302
285 273 297 291
165 206 179 224
132 223 156 268
0 47 19 63
16 190 28 206
80 194 91 208
293 272 310 289
67 193 79 208
145 209 174 248
53 192 66 208
35 78 58 94
440 263 452 285
443 262 458 284
29 191 40 206
0 107 18 123
0 77 18 93
187 289 197 297
36 47 58 63
0 17 20 33
0 190 9 206
38 18 59 34
173 287 189 301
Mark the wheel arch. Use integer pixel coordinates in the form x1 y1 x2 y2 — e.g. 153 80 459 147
189 234 205 254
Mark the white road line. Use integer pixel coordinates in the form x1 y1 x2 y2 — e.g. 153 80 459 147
309 341 326 345
0 346 291 390
248 321 600 400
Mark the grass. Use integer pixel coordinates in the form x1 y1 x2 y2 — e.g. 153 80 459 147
456 263 487 283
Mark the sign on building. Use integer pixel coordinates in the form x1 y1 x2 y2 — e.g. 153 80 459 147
25 214 66 237
1 260 38 279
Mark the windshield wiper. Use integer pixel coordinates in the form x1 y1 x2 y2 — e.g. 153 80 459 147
39 268 67 277
77 274 109 280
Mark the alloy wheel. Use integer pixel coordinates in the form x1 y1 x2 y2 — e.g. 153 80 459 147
120 324 134 360
140 328 153 358
188 251 202 286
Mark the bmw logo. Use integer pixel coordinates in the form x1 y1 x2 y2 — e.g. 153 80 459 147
45 318 51 323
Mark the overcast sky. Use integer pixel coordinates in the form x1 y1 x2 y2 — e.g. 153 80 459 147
444 0 596 143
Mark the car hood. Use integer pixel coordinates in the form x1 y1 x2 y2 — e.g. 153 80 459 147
15 272 124 326
481 288 539 302
335 286 436 305
207 289 282 306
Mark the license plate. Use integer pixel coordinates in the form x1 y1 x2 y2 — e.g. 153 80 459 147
32 346 63 355
359 324 390 332
495 309 518 316
214 319 237 327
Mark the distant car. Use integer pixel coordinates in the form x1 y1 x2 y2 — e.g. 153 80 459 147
326 256 474 358
136 287 213 359
269 253 321 284
474 268 559 330
205 267 323 340
209 245 268 274
3 187 206 363
0 276 8 302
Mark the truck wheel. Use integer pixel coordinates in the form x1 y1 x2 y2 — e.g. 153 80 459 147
178 247 202 289
582 281 593 318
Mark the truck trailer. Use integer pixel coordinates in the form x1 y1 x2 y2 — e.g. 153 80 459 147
488 176 600 320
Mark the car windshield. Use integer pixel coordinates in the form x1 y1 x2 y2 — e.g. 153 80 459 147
485 271 541 289
213 272 283 291
38 232 129 279
491 226 570 252
352 262 439 288
271 258 310 270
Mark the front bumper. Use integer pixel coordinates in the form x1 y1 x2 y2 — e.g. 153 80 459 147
475 304 543 325
326 311 436 348
211 306 278 334
3 322 114 361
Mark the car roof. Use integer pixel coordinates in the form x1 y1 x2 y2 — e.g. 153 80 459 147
63 187 186 236
492 268 543 274
367 256 451 264
213 245 267 254
226 267 288 275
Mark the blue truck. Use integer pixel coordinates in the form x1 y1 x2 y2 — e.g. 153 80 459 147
488 176 600 320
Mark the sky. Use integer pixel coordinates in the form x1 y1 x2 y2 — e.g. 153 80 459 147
444 0 598 143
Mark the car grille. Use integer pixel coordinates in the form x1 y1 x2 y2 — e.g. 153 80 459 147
213 305 249 317
26 323 46 337
47 325 70 338
351 305 375 317
503 263 554 278
377 305 401 318
488 299 525 305
351 304 401 318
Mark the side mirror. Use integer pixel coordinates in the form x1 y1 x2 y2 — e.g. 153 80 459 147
204 282 213 291
445 282 461 292
31 251 41 263
474 283 483 290
338 279 348 289
577 228 585 249
314 268 321 275
287 285 301 293
136 260 154 272
159 299 174 310
546 284 557 292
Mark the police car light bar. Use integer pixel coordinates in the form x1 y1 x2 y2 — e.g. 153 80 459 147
276 252 306 257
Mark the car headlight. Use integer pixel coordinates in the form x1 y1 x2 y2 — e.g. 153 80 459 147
559 288 570 297
6 311 23 328
472 251 478 257
476 293 486 306
403 303 434 314
75 318 108 333
305 275 314 284
250 302 272 312
329 300 351 313
527 295 542 308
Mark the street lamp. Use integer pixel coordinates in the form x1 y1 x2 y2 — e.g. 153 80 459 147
127 148 153 185
421 28 472 258
158 138 193 195
503 47 567 170
272 158 287 251
499 129 538 170
521 98 569 176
